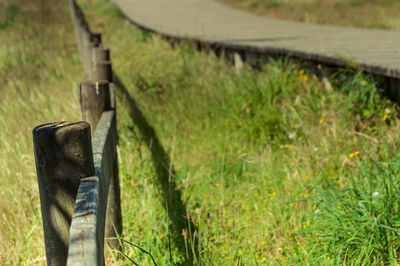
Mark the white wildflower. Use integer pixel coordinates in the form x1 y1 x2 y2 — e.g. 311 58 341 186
288 132 296 139
372 192 379 197
31 256 46 263
314 209 321 214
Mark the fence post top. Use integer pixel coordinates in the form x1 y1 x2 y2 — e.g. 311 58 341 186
33 121 91 135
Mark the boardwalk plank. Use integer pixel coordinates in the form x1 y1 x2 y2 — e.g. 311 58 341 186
113 0 400 78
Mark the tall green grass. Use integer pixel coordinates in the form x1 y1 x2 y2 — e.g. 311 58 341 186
304 155 400 264
0 0 83 263
80 0 400 264
1 0 400 264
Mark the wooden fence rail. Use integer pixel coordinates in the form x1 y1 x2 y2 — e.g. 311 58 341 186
33 1 121 265
67 110 117 265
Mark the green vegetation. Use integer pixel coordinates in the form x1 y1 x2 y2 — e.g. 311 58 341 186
0 0 83 263
216 0 400 29
82 0 400 264
1 0 400 265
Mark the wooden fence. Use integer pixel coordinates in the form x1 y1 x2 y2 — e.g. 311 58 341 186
32 1 121 265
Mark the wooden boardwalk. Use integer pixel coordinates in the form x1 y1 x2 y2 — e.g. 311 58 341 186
112 0 400 79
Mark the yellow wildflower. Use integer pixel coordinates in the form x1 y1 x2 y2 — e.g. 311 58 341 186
349 151 360 158
268 191 276 197
280 144 294 150
317 64 322 69
383 114 389 121
261 257 267 262
319 118 324 124
304 194 309 199
303 75 309 82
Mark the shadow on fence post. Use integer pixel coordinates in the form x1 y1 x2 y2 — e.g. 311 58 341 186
33 122 94 266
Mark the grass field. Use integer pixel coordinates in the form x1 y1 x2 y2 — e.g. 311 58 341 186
215 0 400 30
1 0 400 264
0 0 83 263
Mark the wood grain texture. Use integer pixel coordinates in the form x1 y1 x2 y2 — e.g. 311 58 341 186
92 47 110 63
67 175 105 266
33 122 94 266
83 32 102 76
79 80 112 135
93 111 122 252
67 111 117 266
91 61 113 83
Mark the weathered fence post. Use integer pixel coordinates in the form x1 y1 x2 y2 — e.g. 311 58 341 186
78 80 122 252
91 61 113 83
91 48 115 108
92 47 110 62
33 122 94 266
81 31 102 75
78 80 111 135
